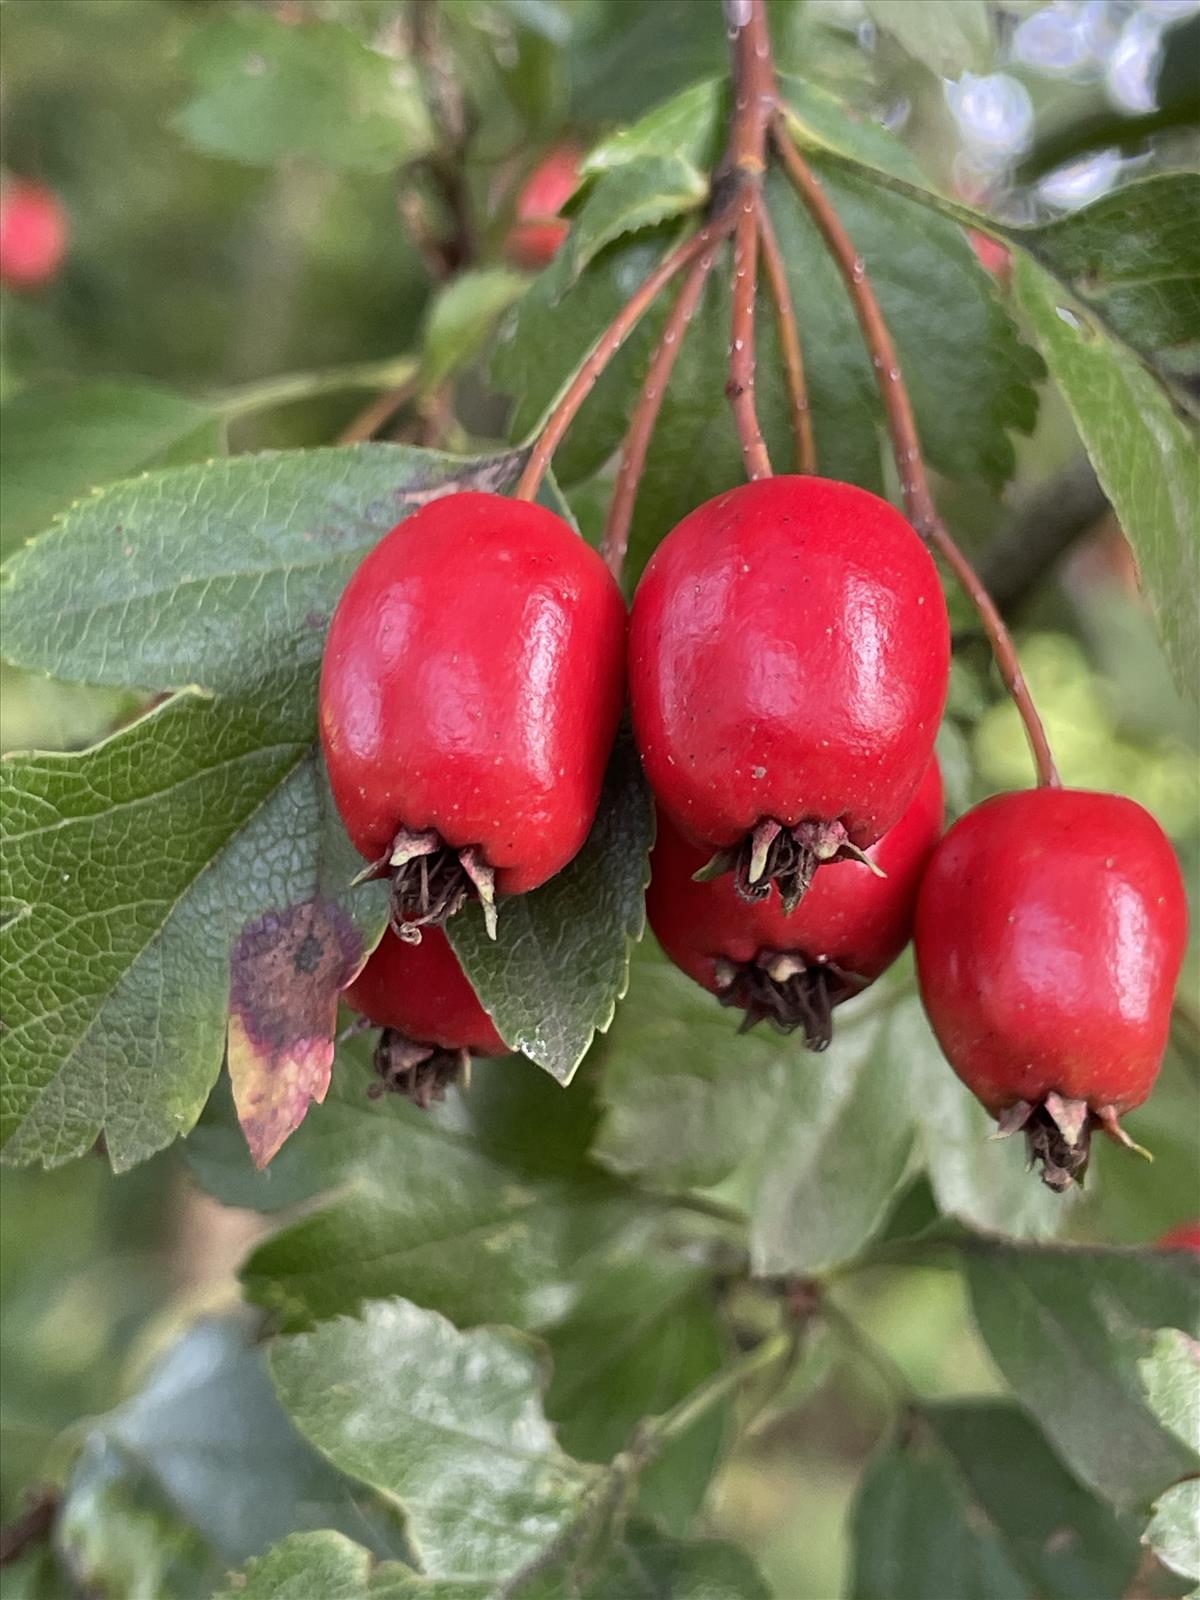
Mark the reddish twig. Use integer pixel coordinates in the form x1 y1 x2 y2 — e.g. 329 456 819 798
723 0 776 482
757 201 816 473
600 243 723 580
771 118 1061 789
337 380 418 445
513 219 734 503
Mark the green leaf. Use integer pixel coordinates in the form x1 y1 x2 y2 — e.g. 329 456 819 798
557 155 708 287
545 1257 728 1534
448 734 653 1085
512 1521 771 1600
59 1316 406 1584
596 953 918 1274
893 995 1064 1240
582 81 723 173
0 380 223 560
1016 257 1200 702
1144 1480 1200 1584
966 1241 1200 1509
1020 175 1200 395
1140 1328 1200 1454
228 1048 643 1333
270 1299 596 1585
173 11 433 172
865 1 992 76
215 1531 372 1600
1 444 529 698
0 680 383 1171
420 271 528 396
850 1400 1143 1600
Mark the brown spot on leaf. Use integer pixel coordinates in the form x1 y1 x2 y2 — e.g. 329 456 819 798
227 900 364 1169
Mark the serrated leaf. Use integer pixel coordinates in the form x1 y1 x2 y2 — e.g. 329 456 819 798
0 380 224 560
0 680 382 1171
173 11 432 172
270 1299 597 1585
596 952 917 1274
420 270 527 396
448 734 653 1086
850 1400 1142 1600
226 1048 642 1332
1140 1327 1200 1454
557 155 708 288
1144 1480 1200 1584
59 1316 406 1587
866 1 992 76
1016 257 1200 702
583 81 724 174
966 1241 1200 1509
1 443 529 698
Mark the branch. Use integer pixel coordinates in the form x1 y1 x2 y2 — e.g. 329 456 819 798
770 120 1061 790
513 218 735 503
757 200 816 473
0 1489 57 1568
600 244 721 580
723 0 776 482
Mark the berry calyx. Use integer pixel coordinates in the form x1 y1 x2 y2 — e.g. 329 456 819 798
0 179 68 290
505 146 582 270
344 926 506 1107
648 759 943 1049
629 476 950 910
320 491 626 941
914 788 1188 1192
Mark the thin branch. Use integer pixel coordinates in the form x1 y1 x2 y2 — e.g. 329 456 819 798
513 218 735 503
757 201 816 473
0 1489 57 1567
600 245 720 580
728 194 772 479
723 0 777 482
771 119 1062 790
337 378 419 444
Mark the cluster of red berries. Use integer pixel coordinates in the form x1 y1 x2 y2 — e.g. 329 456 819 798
320 470 1187 1190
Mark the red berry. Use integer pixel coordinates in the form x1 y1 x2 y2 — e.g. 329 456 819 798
629 476 950 910
648 759 943 1048
1158 1222 1200 1255
914 788 1188 1191
968 230 1012 284
320 491 625 938
505 146 581 270
0 180 68 289
345 926 505 1106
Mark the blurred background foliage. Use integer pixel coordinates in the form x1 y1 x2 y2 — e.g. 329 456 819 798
1 2 1197 1597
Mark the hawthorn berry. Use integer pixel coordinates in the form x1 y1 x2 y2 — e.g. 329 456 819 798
505 146 581 270
320 491 625 939
914 787 1188 1191
0 180 68 290
629 476 950 911
344 926 505 1107
1158 1222 1200 1254
648 759 943 1048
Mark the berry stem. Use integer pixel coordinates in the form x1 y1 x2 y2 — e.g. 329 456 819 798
513 219 733 503
724 0 776 483
758 200 817 473
600 243 721 581
770 120 1062 791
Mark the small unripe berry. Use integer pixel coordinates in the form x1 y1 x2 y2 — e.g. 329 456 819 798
505 146 581 270
0 180 68 290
